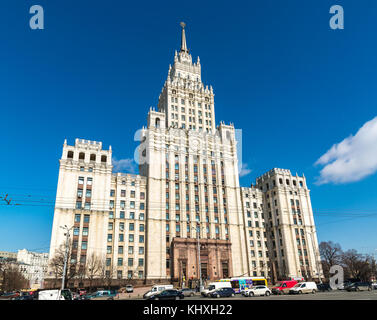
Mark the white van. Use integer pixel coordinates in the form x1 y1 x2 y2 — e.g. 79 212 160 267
201 282 232 297
143 284 174 299
38 289 72 300
289 282 317 294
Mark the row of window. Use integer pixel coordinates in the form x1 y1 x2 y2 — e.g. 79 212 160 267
166 224 227 234
110 190 145 199
107 245 144 255
67 151 107 163
108 234 144 243
108 222 144 232
109 200 145 210
106 257 144 267
109 211 144 220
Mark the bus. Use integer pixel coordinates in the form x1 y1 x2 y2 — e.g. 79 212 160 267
218 277 268 293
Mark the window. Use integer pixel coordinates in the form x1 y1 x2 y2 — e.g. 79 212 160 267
84 215 90 223
117 258 123 266
75 214 81 222
107 234 112 242
140 203 145 210
73 227 80 236
129 234 134 242
82 227 88 236
139 224 144 232
139 247 144 255
107 246 112 254
120 211 125 219
129 223 134 231
139 235 144 243
118 246 123 254
130 190 135 198
130 201 135 209
128 258 133 267
138 258 144 267
130 212 135 219
128 246 134 254
78 177 84 185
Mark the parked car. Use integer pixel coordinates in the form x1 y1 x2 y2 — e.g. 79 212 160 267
371 282 377 290
0 292 19 300
38 289 72 300
88 290 117 300
345 282 372 292
337 281 352 290
244 285 271 297
12 293 34 301
210 287 236 298
201 282 232 297
78 288 87 296
317 283 332 292
125 285 134 293
289 282 317 294
179 288 195 297
143 284 174 299
148 289 184 300
271 280 298 295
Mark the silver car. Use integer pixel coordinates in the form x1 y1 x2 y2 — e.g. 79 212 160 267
179 288 195 297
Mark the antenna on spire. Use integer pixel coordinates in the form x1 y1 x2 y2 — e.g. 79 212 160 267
180 22 188 53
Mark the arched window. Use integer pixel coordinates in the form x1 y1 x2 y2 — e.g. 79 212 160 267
155 118 160 128
101 155 107 163
67 151 74 159
79 152 85 160
90 154 96 162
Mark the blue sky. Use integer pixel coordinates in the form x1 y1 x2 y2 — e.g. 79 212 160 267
1 0 377 256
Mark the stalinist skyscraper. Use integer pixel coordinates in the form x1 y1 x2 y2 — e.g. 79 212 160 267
47 23 322 287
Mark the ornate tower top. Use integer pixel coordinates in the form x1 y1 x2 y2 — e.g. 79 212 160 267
180 22 188 53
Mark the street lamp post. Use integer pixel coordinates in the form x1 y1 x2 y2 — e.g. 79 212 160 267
60 225 73 290
192 224 204 293
306 229 322 284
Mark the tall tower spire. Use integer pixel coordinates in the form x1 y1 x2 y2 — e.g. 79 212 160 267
180 22 188 53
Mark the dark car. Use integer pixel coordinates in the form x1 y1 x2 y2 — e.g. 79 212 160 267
12 293 34 301
345 282 372 292
0 292 19 300
317 283 332 292
210 287 236 298
148 289 184 300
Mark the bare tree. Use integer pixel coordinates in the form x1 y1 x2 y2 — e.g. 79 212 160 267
104 265 116 289
86 253 103 290
49 241 78 287
319 241 343 280
341 250 376 281
0 262 28 292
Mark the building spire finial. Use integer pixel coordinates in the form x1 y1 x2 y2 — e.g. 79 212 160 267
180 22 188 53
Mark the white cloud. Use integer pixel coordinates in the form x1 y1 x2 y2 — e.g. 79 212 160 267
315 116 377 184
239 163 252 177
112 157 137 173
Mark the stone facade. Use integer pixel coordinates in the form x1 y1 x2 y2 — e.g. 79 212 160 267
47 23 322 286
